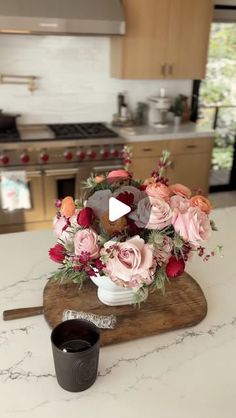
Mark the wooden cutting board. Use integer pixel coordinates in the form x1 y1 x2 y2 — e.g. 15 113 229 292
43 273 207 347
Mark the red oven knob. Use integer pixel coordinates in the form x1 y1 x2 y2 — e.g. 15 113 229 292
87 150 97 160
112 148 120 158
77 150 86 160
40 152 49 163
64 151 73 161
20 153 30 164
0 154 9 165
100 149 110 159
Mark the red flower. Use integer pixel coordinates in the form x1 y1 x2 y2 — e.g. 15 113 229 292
49 243 66 264
79 251 91 264
116 191 134 206
166 256 185 279
94 258 105 271
77 207 94 228
139 184 147 191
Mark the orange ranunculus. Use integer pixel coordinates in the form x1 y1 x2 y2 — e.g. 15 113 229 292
60 196 76 218
169 183 191 199
95 174 105 184
190 195 212 214
143 177 156 186
145 182 171 202
100 212 127 235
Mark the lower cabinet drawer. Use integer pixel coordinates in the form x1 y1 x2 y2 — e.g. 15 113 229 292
168 137 214 155
131 141 169 158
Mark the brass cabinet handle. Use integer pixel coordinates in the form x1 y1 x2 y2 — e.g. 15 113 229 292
186 144 197 149
142 148 153 152
168 64 174 75
44 168 79 176
161 64 166 77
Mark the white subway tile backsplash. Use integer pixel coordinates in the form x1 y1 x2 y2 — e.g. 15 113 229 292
0 35 192 124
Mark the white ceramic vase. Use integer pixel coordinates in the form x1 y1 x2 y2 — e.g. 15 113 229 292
90 274 148 306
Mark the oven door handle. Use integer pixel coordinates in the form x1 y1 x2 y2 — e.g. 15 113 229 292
26 170 42 178
92 164 123 172
44 168 79 176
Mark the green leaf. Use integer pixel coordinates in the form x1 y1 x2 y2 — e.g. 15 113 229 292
151 268 169 295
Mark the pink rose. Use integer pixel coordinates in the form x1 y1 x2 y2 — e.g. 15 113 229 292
102 235 154 288
155 236 173 265
172 206 211 246
170 195 190 212
169 183 191 199
53 215 69 238
130 196 172 230
87 189 112 217
74 228 99 259
145 183 171 202
107 169 129 182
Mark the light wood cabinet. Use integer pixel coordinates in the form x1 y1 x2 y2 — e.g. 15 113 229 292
130 137 214 195
111 0 213 79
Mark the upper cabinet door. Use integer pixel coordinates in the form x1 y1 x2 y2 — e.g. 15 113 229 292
166 0 213 79
110 0 213 80
110 0 171 79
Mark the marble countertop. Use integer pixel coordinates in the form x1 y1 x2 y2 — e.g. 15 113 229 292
111 122 215 142
3 123 215 150
0 207 235 418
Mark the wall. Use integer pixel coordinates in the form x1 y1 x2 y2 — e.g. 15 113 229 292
214 0 236 5
0 35 192 124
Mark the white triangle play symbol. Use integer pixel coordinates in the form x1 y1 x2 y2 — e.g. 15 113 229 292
109 197 131 222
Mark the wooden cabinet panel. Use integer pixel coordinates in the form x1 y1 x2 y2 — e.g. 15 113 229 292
131 156 161 180
167 153 212 194
111 0 213 80
168 137 214 155
130 137 213 195
111 0 170 79
131 140 169 158
167 0 213 79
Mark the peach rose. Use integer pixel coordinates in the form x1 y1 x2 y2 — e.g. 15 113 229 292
172 206 211 246
169 183 191 199
60 196 76 218
145 183 171 202
130 196 172 230
74 228 99 259
102 235 154 288
143 177 156 186
107 169 129 182
190 195 212 214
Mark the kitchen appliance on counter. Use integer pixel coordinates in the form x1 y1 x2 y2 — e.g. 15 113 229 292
148 89 172 128
0 122 124 233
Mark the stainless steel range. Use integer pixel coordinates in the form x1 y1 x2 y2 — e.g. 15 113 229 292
0 122 124 233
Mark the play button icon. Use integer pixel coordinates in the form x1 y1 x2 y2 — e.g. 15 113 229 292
109 197 131 222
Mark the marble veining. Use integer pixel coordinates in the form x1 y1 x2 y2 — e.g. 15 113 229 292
0 208 235 418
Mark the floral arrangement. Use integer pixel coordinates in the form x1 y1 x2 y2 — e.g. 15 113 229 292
49 150 220 301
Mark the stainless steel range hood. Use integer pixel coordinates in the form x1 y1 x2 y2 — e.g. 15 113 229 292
0 0 125 35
